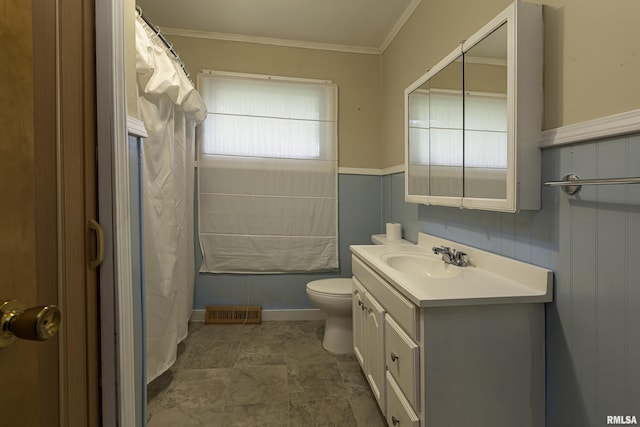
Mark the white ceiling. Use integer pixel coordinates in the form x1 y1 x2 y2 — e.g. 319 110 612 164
136 0 421 53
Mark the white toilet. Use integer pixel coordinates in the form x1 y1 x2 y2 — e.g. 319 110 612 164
306 278 353 354
306 233 408 354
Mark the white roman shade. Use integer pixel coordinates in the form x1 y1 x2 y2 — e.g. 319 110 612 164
197 71 338 273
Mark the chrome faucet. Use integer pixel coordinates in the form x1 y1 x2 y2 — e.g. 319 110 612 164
432 245 470 267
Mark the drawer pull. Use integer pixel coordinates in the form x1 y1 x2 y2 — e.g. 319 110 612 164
392 415 400 425
390 352 399 362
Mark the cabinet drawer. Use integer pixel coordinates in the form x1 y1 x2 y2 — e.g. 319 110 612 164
386 372 420 427
385 315 420 411
352 256 418 340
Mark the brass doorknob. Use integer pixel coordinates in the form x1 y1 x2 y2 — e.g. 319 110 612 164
0 300 61 348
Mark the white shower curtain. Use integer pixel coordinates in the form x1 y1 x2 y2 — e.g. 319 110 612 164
135 16 207 383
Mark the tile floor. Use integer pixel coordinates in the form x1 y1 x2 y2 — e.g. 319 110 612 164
147 320 387 426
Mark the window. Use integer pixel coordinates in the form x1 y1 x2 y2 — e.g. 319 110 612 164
197 71 338 273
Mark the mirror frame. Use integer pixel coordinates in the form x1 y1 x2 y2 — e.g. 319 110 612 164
404 1 542 212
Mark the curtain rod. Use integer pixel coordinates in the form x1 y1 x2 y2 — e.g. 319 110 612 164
136 6 191 81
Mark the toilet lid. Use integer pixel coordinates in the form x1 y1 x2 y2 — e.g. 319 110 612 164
306 278 352 296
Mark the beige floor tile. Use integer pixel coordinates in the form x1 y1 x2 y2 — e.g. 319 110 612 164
288 398 357 426
147 321 386 426
226 365 289 405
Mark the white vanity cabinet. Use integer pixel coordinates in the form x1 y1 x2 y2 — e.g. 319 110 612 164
352 257 420 423
351 245 547 427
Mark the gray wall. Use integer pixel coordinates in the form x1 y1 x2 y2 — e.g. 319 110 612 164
383 133 640 426
193 173 382 310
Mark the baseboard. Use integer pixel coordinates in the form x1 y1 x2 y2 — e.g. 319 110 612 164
190 308 327 322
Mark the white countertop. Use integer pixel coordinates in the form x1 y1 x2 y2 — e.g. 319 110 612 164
351 233 553 307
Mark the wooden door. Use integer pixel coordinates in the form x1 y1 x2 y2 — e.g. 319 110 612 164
0 0 99 425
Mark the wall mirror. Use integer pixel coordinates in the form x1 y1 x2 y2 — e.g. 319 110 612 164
463 23 508 200
407 54 464 199
404 1 542 212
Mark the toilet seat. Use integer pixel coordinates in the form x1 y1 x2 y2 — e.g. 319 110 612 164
306 278 352 296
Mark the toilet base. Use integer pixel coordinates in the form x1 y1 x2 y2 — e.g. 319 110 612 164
322 315 353 355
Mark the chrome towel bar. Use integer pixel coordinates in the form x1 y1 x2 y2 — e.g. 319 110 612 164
544 174 640 195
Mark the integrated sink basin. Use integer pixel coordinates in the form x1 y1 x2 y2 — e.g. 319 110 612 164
380 252 460 279
350 232 554 307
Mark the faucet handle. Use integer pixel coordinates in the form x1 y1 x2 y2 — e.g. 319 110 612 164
454 251 470 267
432 245 450 254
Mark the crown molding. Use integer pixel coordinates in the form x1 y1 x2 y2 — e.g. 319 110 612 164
380 0 422 52
161 27 381 55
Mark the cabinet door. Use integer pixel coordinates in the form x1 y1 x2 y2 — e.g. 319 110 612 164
364 292 386 415
352 279 366 367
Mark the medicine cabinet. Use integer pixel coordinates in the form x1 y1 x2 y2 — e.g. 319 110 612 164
405 1 542 212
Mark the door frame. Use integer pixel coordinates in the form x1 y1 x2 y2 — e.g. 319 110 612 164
95 0 137 425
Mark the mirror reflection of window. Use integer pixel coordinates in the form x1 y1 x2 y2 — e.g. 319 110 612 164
428 56 463 197
407 82 430 196
463 23 508 199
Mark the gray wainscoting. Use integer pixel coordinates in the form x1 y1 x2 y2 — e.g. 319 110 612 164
382 134 640 426
128 134 146 427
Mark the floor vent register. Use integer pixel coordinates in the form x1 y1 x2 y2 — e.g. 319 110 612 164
204 305 262 324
